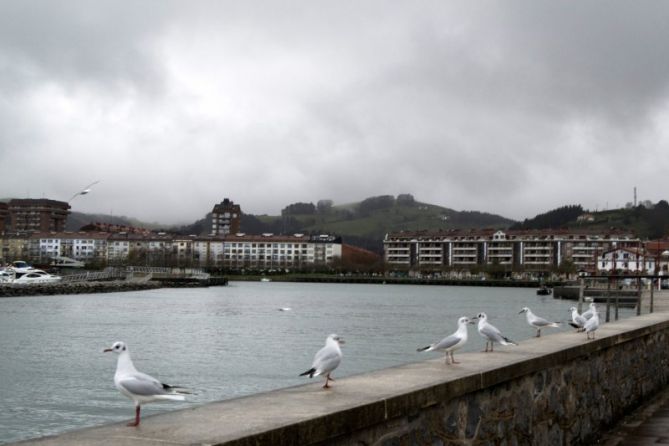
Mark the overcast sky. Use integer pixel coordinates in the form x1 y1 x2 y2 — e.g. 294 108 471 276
1 1 668 224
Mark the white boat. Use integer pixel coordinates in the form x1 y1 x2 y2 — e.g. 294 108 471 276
0 269 15 283
8 260 34 274
260 277 271 282
11 269 62 285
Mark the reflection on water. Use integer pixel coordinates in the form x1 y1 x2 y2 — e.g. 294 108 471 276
0 282 633 443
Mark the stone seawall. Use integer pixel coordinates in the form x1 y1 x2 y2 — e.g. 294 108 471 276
15 313 669 446
0 277 228 298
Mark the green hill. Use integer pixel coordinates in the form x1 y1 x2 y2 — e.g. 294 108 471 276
510 201 669 240
240 195 515 253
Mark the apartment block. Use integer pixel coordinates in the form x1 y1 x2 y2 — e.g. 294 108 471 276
0 202 8 234
220 233 342 269
30 232 110 264
211 198 241 236
0 231 343 269
384 229 641 273
8 199 70 233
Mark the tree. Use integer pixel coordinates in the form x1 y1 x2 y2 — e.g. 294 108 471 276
358 195 395 216
317 199 334 214
510 205 584 230
282 202 316 216
396 194 415 206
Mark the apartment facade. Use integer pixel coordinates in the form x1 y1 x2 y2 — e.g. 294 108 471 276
211 198 241 236
384 229 642 273
1 232 342 269
7 199 70 233
0 202 8 234
220 233 342 269
30 232 110 264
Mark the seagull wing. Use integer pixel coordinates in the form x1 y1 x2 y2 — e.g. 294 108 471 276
530 315 558 327
431 334 462 351
312 345 341 375
584 316 599 332
479 323 505 343
118 373 167 397
82 180 100 190
574 314 587 327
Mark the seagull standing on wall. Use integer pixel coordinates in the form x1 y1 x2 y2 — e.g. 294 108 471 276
518 307 561 337
104 341 189 427
584 309 600 340
300 334 344 389
417 316 474 364
581 302 598 320
473 312 517 352
568 307 587 331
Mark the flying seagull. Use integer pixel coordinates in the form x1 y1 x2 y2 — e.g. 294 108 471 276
69 180 100 202
518 307 561 337
473 312 517 352
417 316 474 364
299 334 344 389
104 341 189 427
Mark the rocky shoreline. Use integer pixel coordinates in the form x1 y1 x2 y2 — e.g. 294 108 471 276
0 277 228 298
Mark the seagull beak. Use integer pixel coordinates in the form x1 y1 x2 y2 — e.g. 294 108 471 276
518 310 524 314
338 339 345 345
103 348 112 353
471 316 478 320
468 320 476 325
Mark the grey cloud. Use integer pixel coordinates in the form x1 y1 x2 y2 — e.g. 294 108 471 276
1 1 669 223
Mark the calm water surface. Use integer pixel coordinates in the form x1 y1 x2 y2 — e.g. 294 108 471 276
0 281 632 444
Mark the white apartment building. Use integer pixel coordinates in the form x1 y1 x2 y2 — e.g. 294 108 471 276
220 233 342 269
384 229 640 273
30 232 109 264
6 231 343 269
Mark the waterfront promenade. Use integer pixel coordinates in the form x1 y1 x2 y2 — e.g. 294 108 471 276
600 384 669 445
598 290 669 445
14 311 669 446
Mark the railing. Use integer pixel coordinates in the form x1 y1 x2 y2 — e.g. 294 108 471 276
572 274 666 321
60 270 125 283
59 266 210 283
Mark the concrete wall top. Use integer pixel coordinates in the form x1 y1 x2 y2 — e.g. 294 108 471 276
15 312 669 446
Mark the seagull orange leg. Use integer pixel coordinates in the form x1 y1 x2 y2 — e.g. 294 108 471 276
127 405 140 427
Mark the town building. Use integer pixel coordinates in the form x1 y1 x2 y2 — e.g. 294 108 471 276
0 231 343 270
30 232 110 265
211 198 241 236
7 199 70 233
0 202 8 234
598 248 655 273
219 233 342 270
384 229 642 273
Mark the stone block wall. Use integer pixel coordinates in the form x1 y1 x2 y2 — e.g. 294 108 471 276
323 324 669 445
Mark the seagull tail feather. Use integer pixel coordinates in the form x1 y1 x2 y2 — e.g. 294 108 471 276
162 384 191 395
300 367 317 378
501 337 518 346
417 345 432 352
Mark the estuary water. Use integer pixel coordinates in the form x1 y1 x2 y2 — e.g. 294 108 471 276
0 281 633 444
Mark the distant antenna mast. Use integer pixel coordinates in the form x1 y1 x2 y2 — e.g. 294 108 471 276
634 186 637 207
